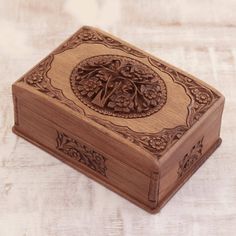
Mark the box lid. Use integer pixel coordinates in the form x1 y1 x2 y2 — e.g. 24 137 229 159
16 26 223 175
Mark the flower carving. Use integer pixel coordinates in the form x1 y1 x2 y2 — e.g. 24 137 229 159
108 92 134 113
191 88 212 104
26 74 43 85
141 85 162 106
149 137 167 152
77 78 102 97
178 137 204 178
56 131 107 176
70 55 167 118
78 29 95 41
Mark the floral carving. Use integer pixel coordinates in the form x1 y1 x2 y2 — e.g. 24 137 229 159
88 116 189 159
78 77 103 97
26 74 44 85
192 88 212 104
148 58 219 126
177 137 204 178
54 26 146 57
21 56 84 115
19 26 220 159
78 29 96 41
56 131 107 176
109 91 134 113
148 137 168 152
70 55 167 118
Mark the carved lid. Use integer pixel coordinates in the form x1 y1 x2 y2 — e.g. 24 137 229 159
70 54 167 118
18 26 221 163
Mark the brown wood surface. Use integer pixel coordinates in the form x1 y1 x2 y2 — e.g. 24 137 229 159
12 26 224 213
1 0 235 235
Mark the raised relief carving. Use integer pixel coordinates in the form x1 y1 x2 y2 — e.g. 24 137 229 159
148 58 218 127
20 27 219 159
177 137 204 178
70 55 167 118
54 27 146 57
56 131 107 176
23 55 84 115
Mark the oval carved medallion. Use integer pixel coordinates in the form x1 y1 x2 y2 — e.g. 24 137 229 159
70 55 167 118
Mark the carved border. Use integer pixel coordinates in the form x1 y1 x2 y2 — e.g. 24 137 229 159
19 55 85 115
19 26 220 159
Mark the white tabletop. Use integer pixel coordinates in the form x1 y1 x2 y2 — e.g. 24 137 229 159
0 1 236 235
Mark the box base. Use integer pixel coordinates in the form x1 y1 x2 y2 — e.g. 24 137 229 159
12 125 222 214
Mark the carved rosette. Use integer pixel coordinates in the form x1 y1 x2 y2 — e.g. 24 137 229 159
56 131 107 176
21 56 84 114
70 55 167 118
19 26 220 159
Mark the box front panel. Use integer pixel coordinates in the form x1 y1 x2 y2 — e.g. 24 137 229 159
13 89 159 212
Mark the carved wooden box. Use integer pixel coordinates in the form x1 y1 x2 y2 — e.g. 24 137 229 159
12 26 224 213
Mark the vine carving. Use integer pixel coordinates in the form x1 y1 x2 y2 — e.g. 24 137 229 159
70 55 167 118
19 26 220 159
177 137 204 178
56 131 107 176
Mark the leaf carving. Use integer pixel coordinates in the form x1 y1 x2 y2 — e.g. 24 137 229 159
70 55 167 118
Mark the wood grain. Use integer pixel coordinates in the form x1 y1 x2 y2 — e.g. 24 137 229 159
12 25 224 213
1 0 236 235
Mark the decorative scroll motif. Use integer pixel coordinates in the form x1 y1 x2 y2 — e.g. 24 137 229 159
70 55 167 118
89 116 188 159
54 27 146 57
148 58 218 127
89 57 218 157
21 56 84 115
19 26 220 159
56 131 107 176
177 137 204 178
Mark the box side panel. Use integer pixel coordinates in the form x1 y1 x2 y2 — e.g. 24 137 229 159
12 85 159 212
158 98 224 209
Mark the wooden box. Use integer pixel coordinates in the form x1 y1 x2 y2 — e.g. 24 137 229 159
12 26 224 213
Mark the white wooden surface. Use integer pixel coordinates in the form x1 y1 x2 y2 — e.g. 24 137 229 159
0 1 236 235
